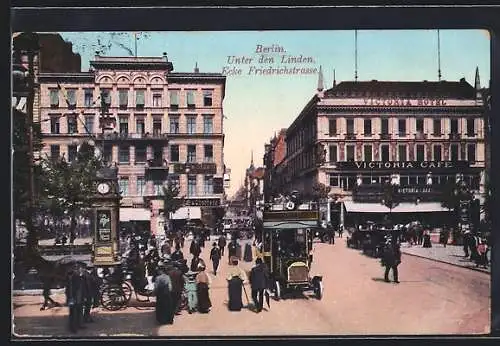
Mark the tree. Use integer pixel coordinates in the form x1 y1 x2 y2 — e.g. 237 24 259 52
161 181 184 233
311 182 331 202
381 181 399 228
38 141 104 244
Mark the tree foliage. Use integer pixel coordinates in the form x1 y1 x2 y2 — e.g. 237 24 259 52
381 181 399 210
311 182 331 201
161 181 184 216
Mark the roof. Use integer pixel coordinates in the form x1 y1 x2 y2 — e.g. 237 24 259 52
324 79 476 99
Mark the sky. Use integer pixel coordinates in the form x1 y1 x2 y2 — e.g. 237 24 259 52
59 30 490 197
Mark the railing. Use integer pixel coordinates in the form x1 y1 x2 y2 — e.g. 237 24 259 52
146 159 168 168
380 133 391 140
415 132 428 140
97 132 169 140
345 133 356 140
449 133 461 140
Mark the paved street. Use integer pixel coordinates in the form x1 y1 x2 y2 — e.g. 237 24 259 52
13 237 490 337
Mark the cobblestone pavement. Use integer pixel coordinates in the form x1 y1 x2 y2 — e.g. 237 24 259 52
12 237 490 337
400 243 491 274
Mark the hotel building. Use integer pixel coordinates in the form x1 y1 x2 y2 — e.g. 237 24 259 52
278 70 486 228
38 55 227 235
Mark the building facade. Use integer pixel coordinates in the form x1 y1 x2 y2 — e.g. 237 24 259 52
38 55 227 235
244 154 265 217
283 71 486 228
263 129 288 202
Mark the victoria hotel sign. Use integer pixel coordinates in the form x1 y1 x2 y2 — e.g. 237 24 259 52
338 161 470 170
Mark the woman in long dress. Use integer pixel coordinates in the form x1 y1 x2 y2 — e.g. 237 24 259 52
226 257 248 311
154 265 173 325
195 264 212 313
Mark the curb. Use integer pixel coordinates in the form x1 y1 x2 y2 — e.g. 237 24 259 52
401 251 490 274
12 288 65 296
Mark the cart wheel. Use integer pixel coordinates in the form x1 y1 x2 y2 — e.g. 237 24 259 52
322 234 330 243
100 285 127 311
274 281 282 300
122 281 133 303
314 280 323 300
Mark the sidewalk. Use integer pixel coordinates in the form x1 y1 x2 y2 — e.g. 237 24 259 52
400 243 490 274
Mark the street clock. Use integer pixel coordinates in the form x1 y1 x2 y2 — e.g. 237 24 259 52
97 182 111 195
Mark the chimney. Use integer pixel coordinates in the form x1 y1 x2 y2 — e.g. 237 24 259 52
162 52 168 62
194 62 199 73
317 65 324 93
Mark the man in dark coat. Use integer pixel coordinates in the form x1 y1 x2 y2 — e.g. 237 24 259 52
167 263 185 316
83 265 100 323
382 240 401 283
154 264 173 325
190 239 201 258
209 242 220 275
227 240 238 264
171 243 184 262
243 242 253 262
218 234 227 257
249 258 270 312
66 264 86 333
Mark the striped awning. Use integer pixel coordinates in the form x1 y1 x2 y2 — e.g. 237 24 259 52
343 201 448 213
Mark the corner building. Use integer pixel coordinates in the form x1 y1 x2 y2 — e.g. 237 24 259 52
38 55 226 235
285 76 486 228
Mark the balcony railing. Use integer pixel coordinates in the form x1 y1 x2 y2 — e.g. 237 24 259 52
380 133 391 140
414 132 428 140
449 133 461 140
146 159 168 169
96 132 169 140
345 133 356 140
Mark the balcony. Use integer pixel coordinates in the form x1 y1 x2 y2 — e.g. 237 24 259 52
380 133 391 140
414 132 428 140
449 133 461 140
345 133 356 140
146 158 168 169
96 132 169 141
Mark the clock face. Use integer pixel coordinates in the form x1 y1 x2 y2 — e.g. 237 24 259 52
97 182 111 195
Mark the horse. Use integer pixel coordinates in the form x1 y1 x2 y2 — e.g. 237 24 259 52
14 246 88 310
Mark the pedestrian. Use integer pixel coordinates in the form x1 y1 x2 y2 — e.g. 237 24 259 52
227 239 238 264
218 234 227 257
422 231 432 248
226 256 248 311
328 223 335 244
82 264 99 323
381 239 401 284
463 230 471 258
190 238 201 258
209 242 221 276
470 234 480 263
154 263 173 325
66 264 86 333
440 228 450 248
235 240 242 261
195 264 212 313
476 239 489 268
243 242 253 262
249 258 270 313
167 262 185 316
171 243 184 262
190 255 205 273
183 270 198 313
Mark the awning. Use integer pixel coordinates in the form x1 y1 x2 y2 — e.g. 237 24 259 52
120 208 151 222
263 220 318 229
343 201 449 213
171 207 201 220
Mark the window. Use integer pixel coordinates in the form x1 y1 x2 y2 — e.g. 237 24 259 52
364 145 372 161
203 90 213 107
170 116 180 134
136 177 145 196
67 89 76 109
102 89 111 106
204 175 214 195
187 145 196 163
467 118 475 136
119 178 129 196
186 90 195 107
398 119 406 136
329 145 337 163
169 175 180 189
346 145 355 161
433 145 442 161
203 115 213 134
188 175 197 197
381 145 390 161
450 144 459 161
328 119 337 135
204 145 213 162
329 174 339 187
136 118 145 134
346 119 354 135
154 180 163 195
68 145 77 162
50 116 60 134
84 89 93 107
136 90 145 108
381 119 389 135
169 90 179 108
153 118 162 136
433 119 441 136
49 89 59 107
119 118 128 135
364 119 372 136
152 93 162 107
67 115 77 134
416 119 424 133
135 144 147 163
416 144 425 161
103 144 112 162
170 145 179 162
467 144 476 162
84 115 94 134
450 119 458 134
119 145 130 164
50 144 60 160
119 90 128 108
187 116 197 134
398 145 407 161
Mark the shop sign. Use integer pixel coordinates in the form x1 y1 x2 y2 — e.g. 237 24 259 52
363 97 447 107
173 163 217 174
338 161 470 170
185 198 221 207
